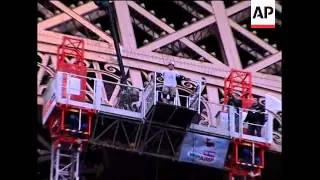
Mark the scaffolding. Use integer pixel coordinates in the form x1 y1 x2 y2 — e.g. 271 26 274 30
42 37 274 180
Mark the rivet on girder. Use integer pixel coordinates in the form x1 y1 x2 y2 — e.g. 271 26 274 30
78 1 84 6
143 39 149 44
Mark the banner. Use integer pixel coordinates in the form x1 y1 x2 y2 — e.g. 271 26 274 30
42 78 57 125
178 132 230 169
265 94 282 152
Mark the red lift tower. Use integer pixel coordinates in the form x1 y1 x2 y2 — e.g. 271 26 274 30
43 36 95 180
223 69 253 109
223 69 270 180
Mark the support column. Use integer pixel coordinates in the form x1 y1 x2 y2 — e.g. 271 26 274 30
211 1 242 68
129 69 143 89
114 1 137 49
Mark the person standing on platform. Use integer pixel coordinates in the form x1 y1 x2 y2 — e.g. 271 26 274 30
227 92 242 132
245 104 266 137
160 62 189 105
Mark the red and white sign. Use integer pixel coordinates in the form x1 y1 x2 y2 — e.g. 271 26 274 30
251 0 275 28
42 93 56 125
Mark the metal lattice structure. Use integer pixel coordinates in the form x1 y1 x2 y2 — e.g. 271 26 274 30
37 0 282 179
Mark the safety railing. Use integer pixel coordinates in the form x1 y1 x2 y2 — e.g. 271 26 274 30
97 79 144 120
229 106 273 144
189 102 232 137
55 72 100 110
143 77 156 117
143 72 202 114
188 102 273 144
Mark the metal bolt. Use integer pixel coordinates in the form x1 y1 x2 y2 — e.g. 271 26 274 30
37 17 43 22
55 10 61 14
140 3 145 8
177 52 183 57
161 18 166 22
70 4 76 8
183 22 189 26
143 39 149 44
78 1 84 6
247 60 254 65
169 23 175 28
198 57 205 62
264 52 271 56
150 10 155 15
95 23 102 28
191 18 197 22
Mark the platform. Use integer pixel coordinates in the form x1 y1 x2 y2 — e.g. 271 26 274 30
145 102 199 129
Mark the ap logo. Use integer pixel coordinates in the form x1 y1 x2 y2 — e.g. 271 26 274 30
251 0 276 28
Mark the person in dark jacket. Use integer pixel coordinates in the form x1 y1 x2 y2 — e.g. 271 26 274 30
240 146 261 170
244 104 266 137
227 93 242 132
67 113 79 131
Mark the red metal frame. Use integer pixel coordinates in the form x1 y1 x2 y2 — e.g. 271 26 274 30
57 36 87 102
46 36 96 141
232 138 268 168
226 138 269 179
52 135 85 150
223 69 253 109
49 105 95 138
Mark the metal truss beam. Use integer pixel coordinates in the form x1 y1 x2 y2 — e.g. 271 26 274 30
211 1 242 68
114 1 137 49
127 1 226 67
139 16 216 52
38 1 99 30
37 53 50 88
38 3 54 18
37 31 281 97
173 1 204 19
195 1 279 54
229 21 278 54
55 10 107 34
38 42 280 100
91 114 187 160
245 52 282 72
139 1 249 55
129 69 143 88
50 1 114 44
